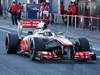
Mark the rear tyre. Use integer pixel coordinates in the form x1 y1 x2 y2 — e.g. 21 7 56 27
5 33 19 54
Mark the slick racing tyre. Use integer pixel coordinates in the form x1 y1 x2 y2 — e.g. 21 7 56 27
5 33 19 54
76 38 90 52
34 37 45 51
30 50 36 61
30 37 45 61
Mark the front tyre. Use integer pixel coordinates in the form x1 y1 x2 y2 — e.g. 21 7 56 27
75 38 90 61
75 38 90 52
30 50 36 61
30 37 45 61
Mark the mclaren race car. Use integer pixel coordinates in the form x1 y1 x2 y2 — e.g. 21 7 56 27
5 19 96 62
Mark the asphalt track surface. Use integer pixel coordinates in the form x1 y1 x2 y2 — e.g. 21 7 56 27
0 25 100 75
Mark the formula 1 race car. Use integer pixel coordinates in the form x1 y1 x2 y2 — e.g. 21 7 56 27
5 19 96 62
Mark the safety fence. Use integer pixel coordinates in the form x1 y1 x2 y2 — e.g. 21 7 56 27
53 14 100 31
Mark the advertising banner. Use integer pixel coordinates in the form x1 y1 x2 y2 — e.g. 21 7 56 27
26 3 40 19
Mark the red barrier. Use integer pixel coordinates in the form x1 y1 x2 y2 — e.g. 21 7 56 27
54 14 100 31
54 14 99 19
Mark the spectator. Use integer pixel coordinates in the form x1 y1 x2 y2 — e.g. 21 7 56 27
43 2 50 20
67 1 78 25
17 3 23 21
8 1 18 25
60 2 65 24
40 2 45 19
40 2 50 22
67 1 78 15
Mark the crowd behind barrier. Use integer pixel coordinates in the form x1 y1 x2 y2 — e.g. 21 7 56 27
53 14 100 30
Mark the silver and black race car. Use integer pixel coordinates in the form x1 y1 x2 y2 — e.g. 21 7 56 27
5 19 96 62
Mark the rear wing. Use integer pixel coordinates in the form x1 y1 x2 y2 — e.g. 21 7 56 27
18 19 48 37
18 19 48 28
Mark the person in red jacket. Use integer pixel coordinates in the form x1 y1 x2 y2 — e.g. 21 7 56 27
67 1 78 25
60 2 65 24
67 1 78 15
17 3 23 21
8 2 18 25
43 2 50 20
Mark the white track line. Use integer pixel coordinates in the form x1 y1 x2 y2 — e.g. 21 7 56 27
92 48 100 51
97 56 100 59
0 26 27 33
0 26 17 31
0 28 11 33
0 64 19 75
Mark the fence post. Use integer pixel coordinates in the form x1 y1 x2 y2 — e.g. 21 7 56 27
67 16 69 30
71 16 73 26
97 15 99 30
54 14 56 24
88 16 93 31
79 16 84 29
75 16 77 30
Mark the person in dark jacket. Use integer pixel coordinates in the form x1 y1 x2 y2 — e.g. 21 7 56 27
8 2 18 25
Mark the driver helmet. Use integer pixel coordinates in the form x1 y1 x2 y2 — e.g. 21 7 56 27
37 21 47 30
37 21 45 29
43 29 52 36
